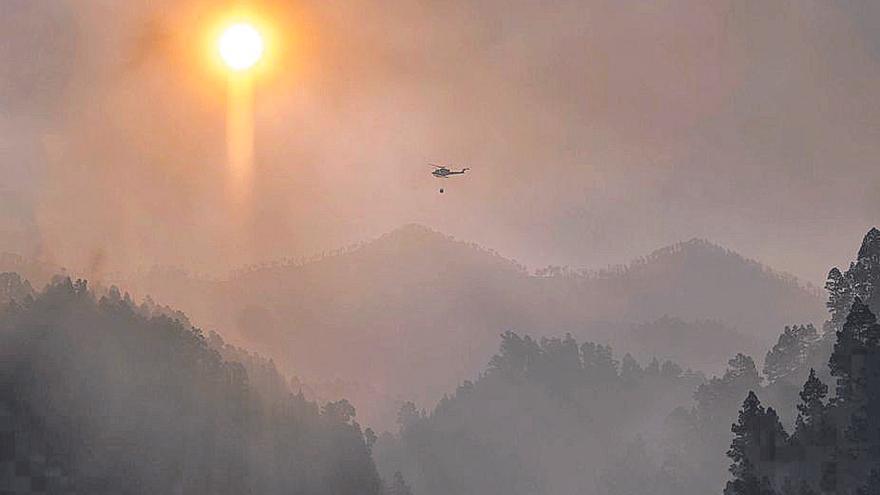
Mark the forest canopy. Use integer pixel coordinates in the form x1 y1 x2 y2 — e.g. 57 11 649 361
0 276 381 495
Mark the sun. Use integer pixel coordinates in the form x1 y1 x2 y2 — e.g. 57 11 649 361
218 23 265 72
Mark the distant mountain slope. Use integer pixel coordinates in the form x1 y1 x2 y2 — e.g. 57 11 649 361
122 224 824 426
530 237 822 337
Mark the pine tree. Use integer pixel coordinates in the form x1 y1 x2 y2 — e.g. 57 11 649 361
725 392 777 495
765 407 790 459
854 228 880 312
823 228 880 336
825 267 854 333
794 369 833 445
825 298 880 489
829 298 876 404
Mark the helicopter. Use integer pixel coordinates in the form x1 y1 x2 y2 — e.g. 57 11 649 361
431 164 470 178
431 164 469 193
429 163 470 194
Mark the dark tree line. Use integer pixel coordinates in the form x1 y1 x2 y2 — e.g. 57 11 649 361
0 276 382 495
724 299 880 494
723 228 880 495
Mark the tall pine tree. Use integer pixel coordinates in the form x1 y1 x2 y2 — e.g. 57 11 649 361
793 369 834 446
725 392 777 495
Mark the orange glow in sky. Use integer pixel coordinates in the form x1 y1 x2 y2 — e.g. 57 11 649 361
212 14 276 262
218 23 265 72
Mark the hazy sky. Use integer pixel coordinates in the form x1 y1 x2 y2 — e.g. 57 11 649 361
1 0 879 283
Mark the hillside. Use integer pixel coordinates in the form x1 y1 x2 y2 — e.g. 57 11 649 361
373 332 715 495
120 225 824 426
0 277 381 494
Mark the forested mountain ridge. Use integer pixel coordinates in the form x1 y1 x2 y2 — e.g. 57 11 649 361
121 224 823 426
0 276 382 495
372 228 880 495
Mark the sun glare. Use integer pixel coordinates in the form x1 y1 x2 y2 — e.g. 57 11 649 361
218 23 265 72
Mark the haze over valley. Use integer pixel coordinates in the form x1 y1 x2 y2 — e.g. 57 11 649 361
3 1 880 494
2 223 825 428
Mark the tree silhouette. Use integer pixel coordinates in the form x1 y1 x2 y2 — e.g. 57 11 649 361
725 392 776 495
793 369 833 446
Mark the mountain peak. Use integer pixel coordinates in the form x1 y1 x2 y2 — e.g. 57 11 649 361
386 223 445 238
680 237 725 251
374 223 456 249
369 224 524 271
858 227 880 260
645 237 732 262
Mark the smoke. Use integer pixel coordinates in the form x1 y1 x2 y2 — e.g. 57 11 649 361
2 0 879 281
